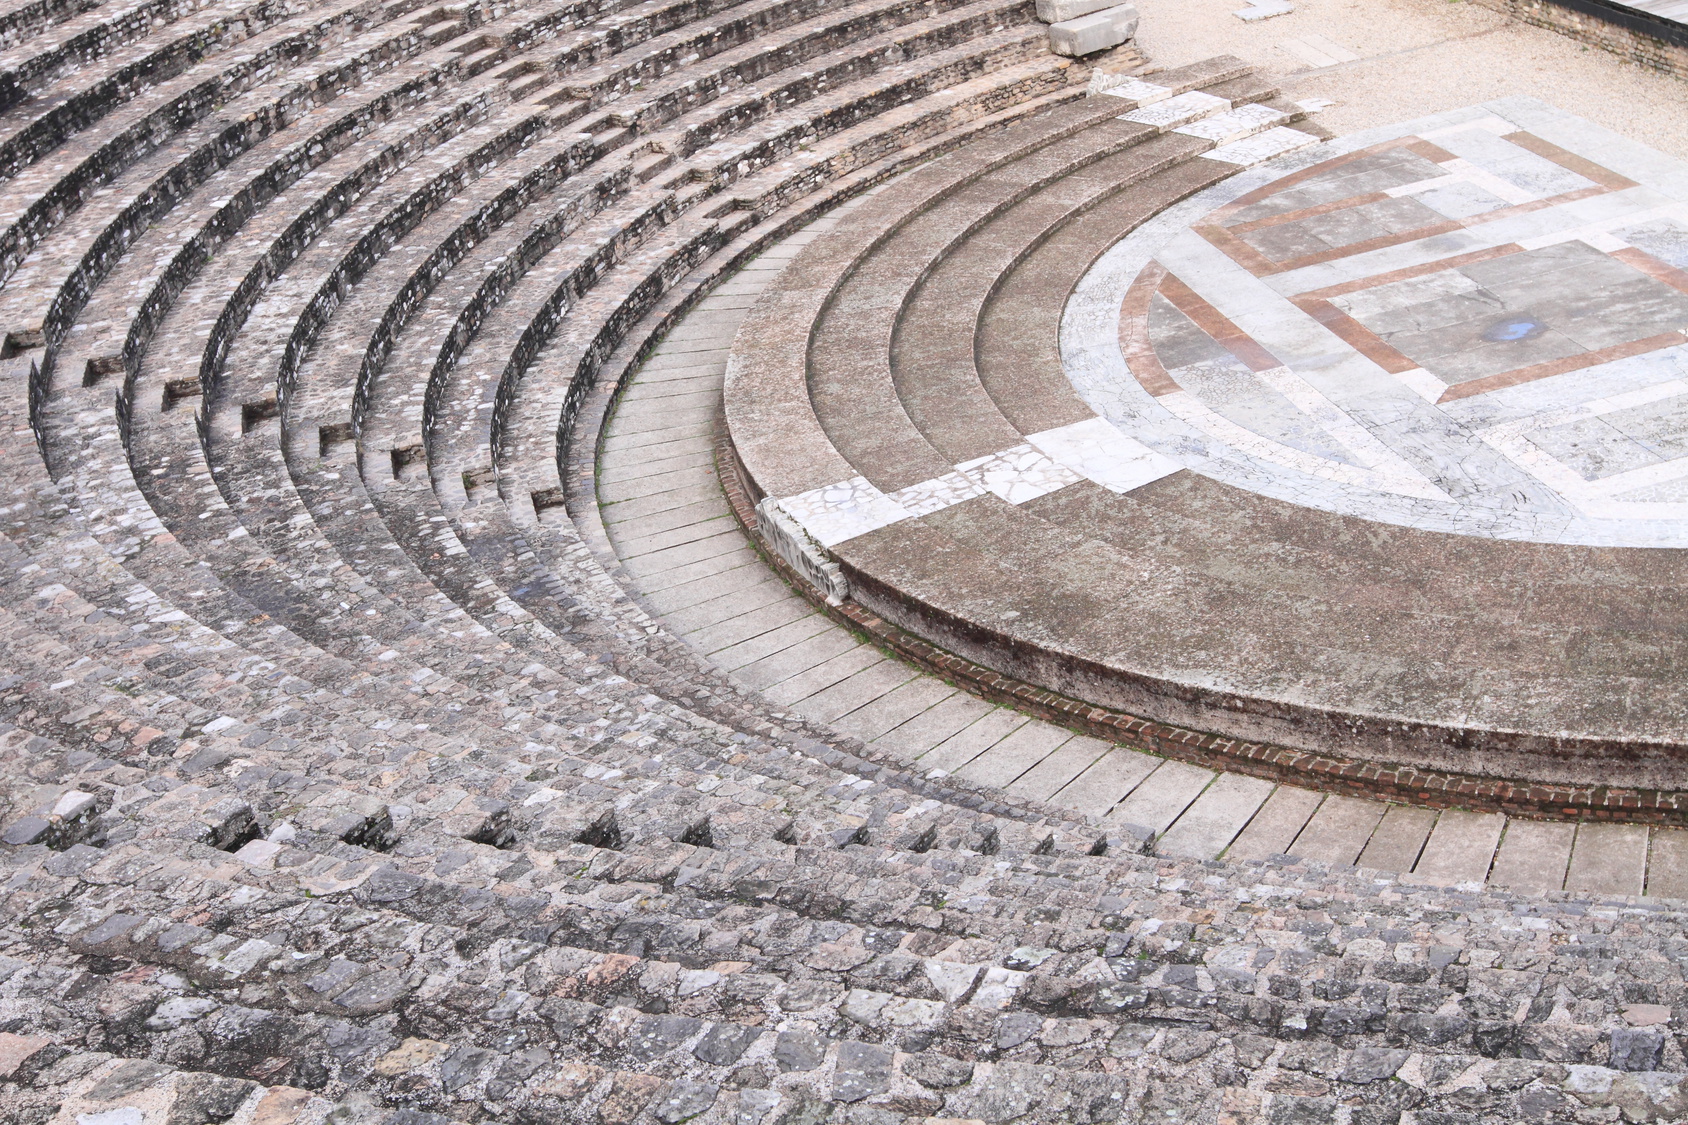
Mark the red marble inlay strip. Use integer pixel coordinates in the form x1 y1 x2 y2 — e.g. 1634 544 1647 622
1437 330 1688 403
1157 271 1283 373
1502 130 1638 191
1207 141 1450 237
1207 135 1439 221
1262 219 1467 275
1214 184 1609 280
1225 190 1393 235
1118 260 1182 396
1455 185 1613 232
1402 138 1459 165
1193 219 1278 277
1200 132 1621 283
1297 243 1525 300
1294 296 1419 374
1612 245 1688 297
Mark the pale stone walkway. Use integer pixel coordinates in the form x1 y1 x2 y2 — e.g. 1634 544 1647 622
597 202 1688 897
1133 0 1688 161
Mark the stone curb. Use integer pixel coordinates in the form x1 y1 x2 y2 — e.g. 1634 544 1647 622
718 435 1688 827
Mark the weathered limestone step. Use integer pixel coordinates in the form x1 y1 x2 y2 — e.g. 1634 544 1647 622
16 0 1688 1113
723 54 1257 508
597 168 1688 903
890 82 1296 466
0 0 397 290
385 45 1092 686
0 12 447 347
19 777 1681 1124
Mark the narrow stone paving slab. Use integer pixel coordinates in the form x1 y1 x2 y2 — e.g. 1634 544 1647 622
601 195 1688 897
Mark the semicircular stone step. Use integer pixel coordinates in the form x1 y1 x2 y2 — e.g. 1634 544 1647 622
12 0 1682 1110
728 83 1688 804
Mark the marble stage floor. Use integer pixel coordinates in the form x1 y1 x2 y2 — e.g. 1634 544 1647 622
1066 99 1688 549
728 90 1688 800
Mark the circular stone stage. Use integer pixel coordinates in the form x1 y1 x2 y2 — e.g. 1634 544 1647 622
726 84 1688 803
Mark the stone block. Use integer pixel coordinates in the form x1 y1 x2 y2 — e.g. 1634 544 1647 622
1035 0 1116 21
0 1033 56 1081
1048 4 1138 56
2 815 48 846
654 1081 720 1123
833 1041 894 1102
1341 1048 1409 1083
1610 1027 1666 1071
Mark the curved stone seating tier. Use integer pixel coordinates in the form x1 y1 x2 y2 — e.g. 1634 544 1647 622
725 84 1688 808
0 0 1040 746
0 0 1084 774
28 46 471 377
0 0 409 308
7 0 1686 1109
0 0 117 57
469 56 1089 694
345 19 1073 654
11 365 1688 1125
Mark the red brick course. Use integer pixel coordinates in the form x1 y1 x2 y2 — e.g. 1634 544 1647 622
1473 0 1688 78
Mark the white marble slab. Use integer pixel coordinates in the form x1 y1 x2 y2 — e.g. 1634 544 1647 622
890 471 987 517
956 444 1084 504
775 419 1192 547
1122 91 1230 131
1098 78 1173 107
1203 127 1320 167
778 476 913 547
1025 416 1182 493
1175 103 1286 144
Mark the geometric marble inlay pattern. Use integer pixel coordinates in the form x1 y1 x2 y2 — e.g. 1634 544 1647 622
726 78 1688 806
1065 100 1688 547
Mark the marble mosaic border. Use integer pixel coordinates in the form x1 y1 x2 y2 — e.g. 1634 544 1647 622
1063 97 1688 548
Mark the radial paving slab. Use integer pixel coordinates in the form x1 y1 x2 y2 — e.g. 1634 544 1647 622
728 93 1688 804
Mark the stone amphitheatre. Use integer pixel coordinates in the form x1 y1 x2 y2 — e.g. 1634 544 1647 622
14 0 1688 1119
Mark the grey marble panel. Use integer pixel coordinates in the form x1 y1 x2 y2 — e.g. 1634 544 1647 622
1414 180 1511 220
1223 148 1443 226
1618 218 1688 268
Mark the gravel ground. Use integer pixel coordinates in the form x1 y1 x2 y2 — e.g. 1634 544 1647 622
1133 0 1688 157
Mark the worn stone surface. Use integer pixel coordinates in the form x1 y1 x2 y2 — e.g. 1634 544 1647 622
1048 4 1139 56
0 0 1685 1121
